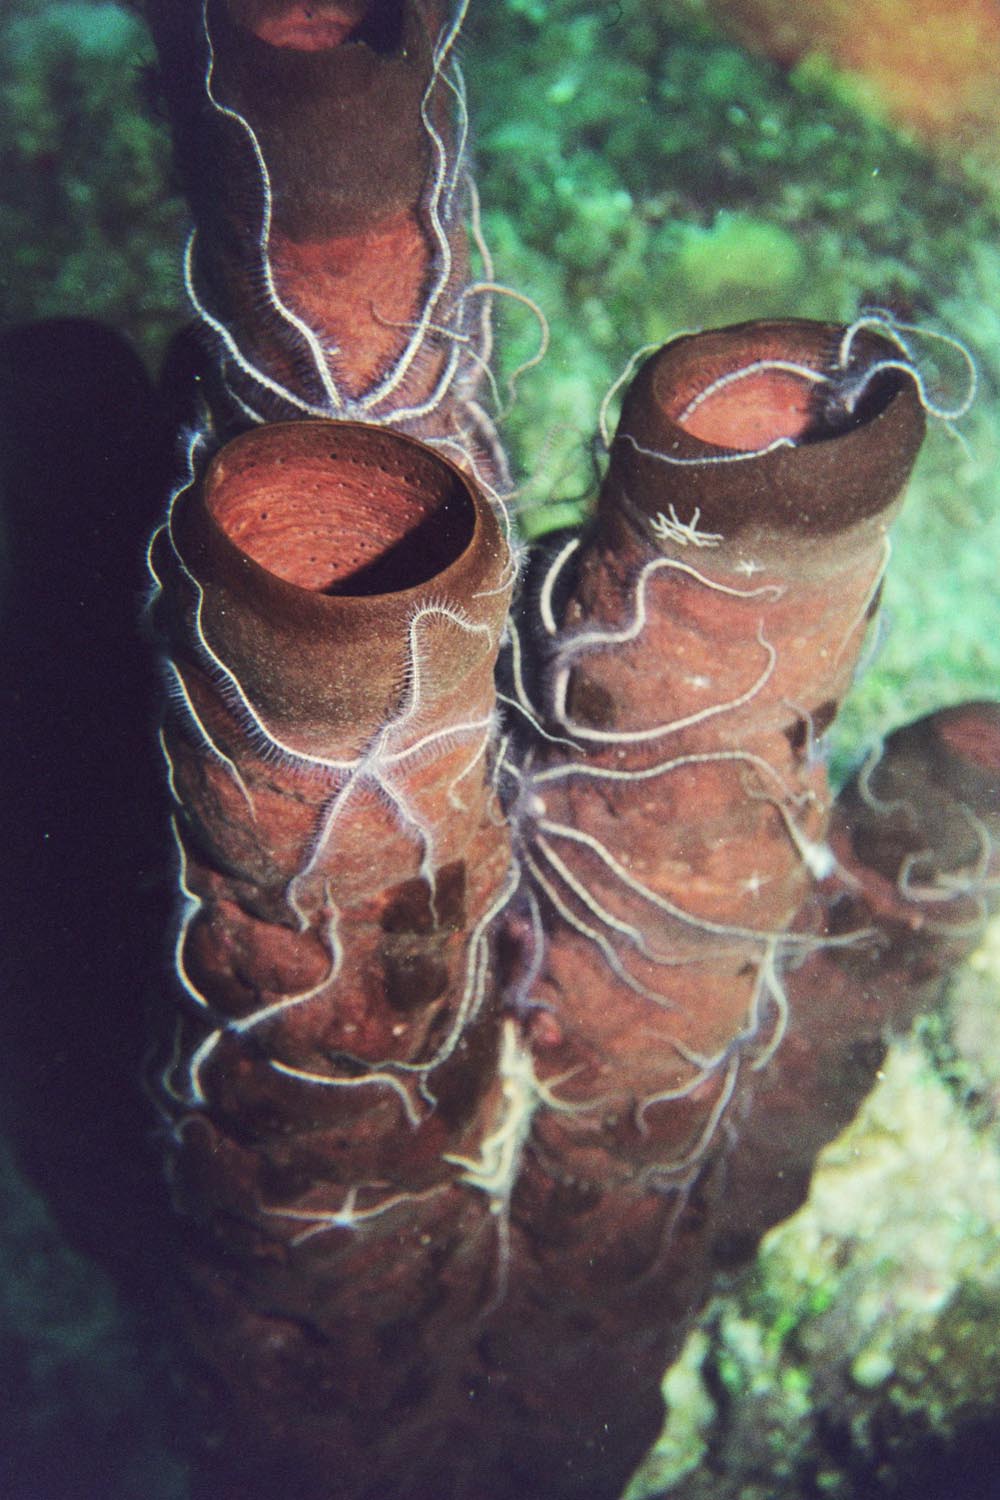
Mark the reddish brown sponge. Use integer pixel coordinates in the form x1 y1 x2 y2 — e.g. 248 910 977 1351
712 701 1000 1258
145 0 491 460
518 319 924 1176
148 419 518 1495
144 7 1000 1499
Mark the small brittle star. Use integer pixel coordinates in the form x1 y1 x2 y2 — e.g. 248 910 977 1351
649 505 723 549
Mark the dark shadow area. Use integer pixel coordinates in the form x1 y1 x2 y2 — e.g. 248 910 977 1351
327 483 474 596
0 317 193 1477
858 1413 1000 1500
0 316 178 1282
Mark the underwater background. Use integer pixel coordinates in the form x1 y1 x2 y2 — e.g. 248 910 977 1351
0 1 998 1496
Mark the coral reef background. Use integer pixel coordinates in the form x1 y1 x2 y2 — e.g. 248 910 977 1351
1 1 998 1496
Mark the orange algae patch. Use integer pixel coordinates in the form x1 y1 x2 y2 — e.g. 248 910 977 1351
707 0 1000 169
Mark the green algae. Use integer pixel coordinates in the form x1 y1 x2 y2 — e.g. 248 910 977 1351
0 0 185 365
672 214 807 318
